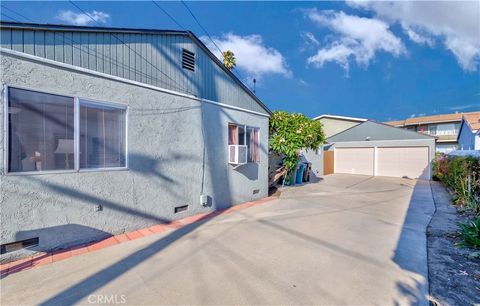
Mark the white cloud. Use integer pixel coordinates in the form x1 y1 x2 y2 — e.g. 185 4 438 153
306 9 405 73
303 32 320 46
57 10 110 26
409 113 426 118
402 24 435 47
308 43 354 74
448 103 480 111
347 0 480 71
203 33 291 80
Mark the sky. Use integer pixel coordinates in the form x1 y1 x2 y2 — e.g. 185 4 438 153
1 1 479 121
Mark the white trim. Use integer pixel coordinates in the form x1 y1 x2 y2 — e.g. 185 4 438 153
0 48 270 118
74 97 80 171
330 138 435 145
313 114 367 122
3 85 9 174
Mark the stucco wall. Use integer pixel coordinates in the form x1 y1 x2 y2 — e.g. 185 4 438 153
0 52 269 258
301 149 323 179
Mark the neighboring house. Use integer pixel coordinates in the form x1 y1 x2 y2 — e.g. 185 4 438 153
313 114 367 138
325 121 436 180
457 112 480 150
0 22 270 258
385 112 480 153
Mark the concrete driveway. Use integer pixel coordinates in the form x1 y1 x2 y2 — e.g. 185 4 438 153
1 174 434 305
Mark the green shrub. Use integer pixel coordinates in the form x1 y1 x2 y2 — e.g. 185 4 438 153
458 218 480 250
432 154 480 214
269 111 325 171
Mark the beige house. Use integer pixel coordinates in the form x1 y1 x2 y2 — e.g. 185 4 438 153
313 114 367 138
385 112 480 153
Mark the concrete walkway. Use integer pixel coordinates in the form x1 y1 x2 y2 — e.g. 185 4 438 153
1 174 434 305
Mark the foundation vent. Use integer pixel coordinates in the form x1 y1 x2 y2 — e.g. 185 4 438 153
174 205 189 214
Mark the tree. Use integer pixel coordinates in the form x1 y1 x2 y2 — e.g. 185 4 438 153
222 50 236 70
269 111 325 171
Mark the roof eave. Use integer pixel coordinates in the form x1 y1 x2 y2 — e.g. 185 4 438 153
187 31 272 116
313 114 367 122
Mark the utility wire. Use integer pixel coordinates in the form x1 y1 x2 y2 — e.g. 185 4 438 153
179 1 250 90
180 1 222 55
151 1 185 30
69 0 194 96
1 5 35 23
1 12 21 23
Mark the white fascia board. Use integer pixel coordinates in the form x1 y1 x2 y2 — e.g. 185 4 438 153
313 114 368 122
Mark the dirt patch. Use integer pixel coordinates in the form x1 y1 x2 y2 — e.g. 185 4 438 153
428 181 480 305
268 186 281 197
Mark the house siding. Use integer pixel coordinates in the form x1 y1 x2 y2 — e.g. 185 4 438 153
457 121 478 150
0 50 269 258
318 117 362 138
0 26 267 115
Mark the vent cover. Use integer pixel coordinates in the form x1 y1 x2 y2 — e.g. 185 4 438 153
174 205 189 213
182 49 195 71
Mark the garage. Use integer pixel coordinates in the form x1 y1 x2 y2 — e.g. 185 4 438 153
335 147 374 175
327 121 435 180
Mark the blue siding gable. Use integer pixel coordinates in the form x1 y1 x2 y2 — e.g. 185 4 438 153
0 22 270 115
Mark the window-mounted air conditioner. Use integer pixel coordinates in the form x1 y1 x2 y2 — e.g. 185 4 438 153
228 145 247 165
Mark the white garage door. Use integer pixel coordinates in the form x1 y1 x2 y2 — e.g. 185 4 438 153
335 148 374 176
377 147 429 180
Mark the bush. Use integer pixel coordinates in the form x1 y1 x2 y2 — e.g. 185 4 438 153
269 111 325 171
458 217 480 250
433 154 480 214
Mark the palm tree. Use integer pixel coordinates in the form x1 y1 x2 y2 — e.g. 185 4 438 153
222 50 236 70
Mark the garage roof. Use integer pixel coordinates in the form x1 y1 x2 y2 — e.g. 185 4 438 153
327 120 435 142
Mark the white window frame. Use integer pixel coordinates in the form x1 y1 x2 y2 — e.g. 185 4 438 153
228 123 260 163
3 85 128 175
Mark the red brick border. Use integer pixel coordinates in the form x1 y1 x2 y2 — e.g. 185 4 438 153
0 196 276 278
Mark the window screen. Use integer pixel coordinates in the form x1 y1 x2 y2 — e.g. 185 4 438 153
79 101 126 169
246 127 260 162
8 87 75 172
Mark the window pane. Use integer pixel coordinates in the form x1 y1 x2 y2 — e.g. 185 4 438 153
80 102 126 169
238 126 245 145
8 88 74 172
246 127 260 162
246 127 252 161
228 124 237 145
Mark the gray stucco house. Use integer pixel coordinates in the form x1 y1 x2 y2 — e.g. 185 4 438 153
0 22 271 259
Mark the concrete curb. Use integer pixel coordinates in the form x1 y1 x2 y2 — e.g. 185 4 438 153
0 196 277 278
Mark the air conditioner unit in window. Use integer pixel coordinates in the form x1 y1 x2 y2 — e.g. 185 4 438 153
229 145 247 165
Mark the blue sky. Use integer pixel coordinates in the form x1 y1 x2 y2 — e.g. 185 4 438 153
1 1 479 121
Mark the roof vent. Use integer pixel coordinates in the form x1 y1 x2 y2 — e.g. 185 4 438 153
182 49 195 72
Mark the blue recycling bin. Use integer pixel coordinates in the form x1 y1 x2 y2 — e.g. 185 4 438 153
296 163 306 184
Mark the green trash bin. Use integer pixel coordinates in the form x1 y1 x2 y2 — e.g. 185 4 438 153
286 168 297 186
